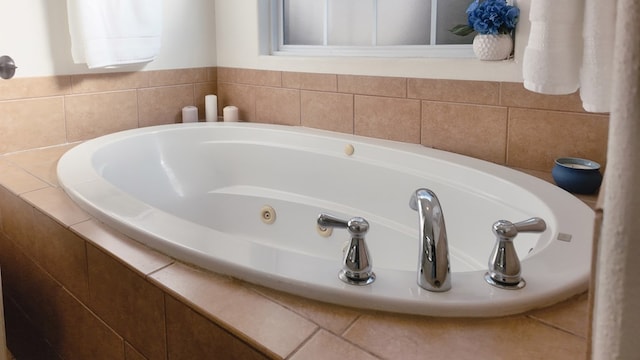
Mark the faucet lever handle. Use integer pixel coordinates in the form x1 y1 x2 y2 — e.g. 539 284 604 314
492 217 546 241
317 214 369 238
514 217 547 233
486 217 547 290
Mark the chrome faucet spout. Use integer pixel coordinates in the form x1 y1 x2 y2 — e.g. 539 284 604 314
409 188 451 292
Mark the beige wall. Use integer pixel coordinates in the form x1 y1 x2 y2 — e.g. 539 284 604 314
215 0 532 82
3 0 216 78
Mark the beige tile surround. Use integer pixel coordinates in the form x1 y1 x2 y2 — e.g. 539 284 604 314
216 68 609 173
0 67 605 358
0 68 217 154
0 144 594 359
1 66 608 174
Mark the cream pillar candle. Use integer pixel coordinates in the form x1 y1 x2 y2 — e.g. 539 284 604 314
181 106 198 123
223 106 239 122
205 95 218 122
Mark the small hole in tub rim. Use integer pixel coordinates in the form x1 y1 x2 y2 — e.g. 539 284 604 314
554 157 601 171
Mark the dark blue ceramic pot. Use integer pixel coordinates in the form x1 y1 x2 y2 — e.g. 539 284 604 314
552 157 603 194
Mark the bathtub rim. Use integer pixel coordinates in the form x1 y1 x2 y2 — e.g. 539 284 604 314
57 122 594 317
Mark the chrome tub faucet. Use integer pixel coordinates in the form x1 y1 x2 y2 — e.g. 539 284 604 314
410 188 452 292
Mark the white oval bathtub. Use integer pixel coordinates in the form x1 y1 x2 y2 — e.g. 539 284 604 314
57 123 593 317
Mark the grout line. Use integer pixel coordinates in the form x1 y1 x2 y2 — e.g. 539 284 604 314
504 107 511 165
62 94 69 145
284 327 321 360
338 314 382 359
146 262 175 278
135 88 141 128
351 93 356 135
526 314 588 340
340 313 362 337
419 99 423 145
298 87 302 126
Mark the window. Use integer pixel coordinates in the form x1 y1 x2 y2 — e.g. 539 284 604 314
273 0 475 58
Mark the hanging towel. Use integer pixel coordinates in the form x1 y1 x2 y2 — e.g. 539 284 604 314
579 0 617 113
522 0 585 95
67 0 163 69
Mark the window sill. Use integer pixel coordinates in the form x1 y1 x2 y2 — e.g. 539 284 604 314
274 45 475 59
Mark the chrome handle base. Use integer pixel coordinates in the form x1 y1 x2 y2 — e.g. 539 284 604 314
318 213 375 286
486 217 546 289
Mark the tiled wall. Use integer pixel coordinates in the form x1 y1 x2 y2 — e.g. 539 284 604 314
1 66 608 172
0 66 600 358
0 68 217 154
216 67 610 173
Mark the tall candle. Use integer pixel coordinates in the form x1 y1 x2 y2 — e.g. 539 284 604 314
205 94 218 122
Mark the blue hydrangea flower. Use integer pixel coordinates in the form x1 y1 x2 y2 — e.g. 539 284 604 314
466 0 480 14
504 7 520 29
465 0 519 35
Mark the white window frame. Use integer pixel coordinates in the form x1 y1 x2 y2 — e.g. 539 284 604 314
271 0 475 58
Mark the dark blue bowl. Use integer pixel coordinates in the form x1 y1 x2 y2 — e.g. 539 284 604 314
552 157 603 194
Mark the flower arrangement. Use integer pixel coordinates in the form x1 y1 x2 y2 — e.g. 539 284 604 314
450 0 519 36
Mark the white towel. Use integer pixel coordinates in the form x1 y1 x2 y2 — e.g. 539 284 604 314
523 0 585 95
67 0 163 69
579 0 617 113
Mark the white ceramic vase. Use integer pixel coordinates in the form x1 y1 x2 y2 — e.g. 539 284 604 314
472 34 513 61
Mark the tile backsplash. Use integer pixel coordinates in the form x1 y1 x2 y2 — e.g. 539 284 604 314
0 68 217 154
217 68 609 173
0 66 608 173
